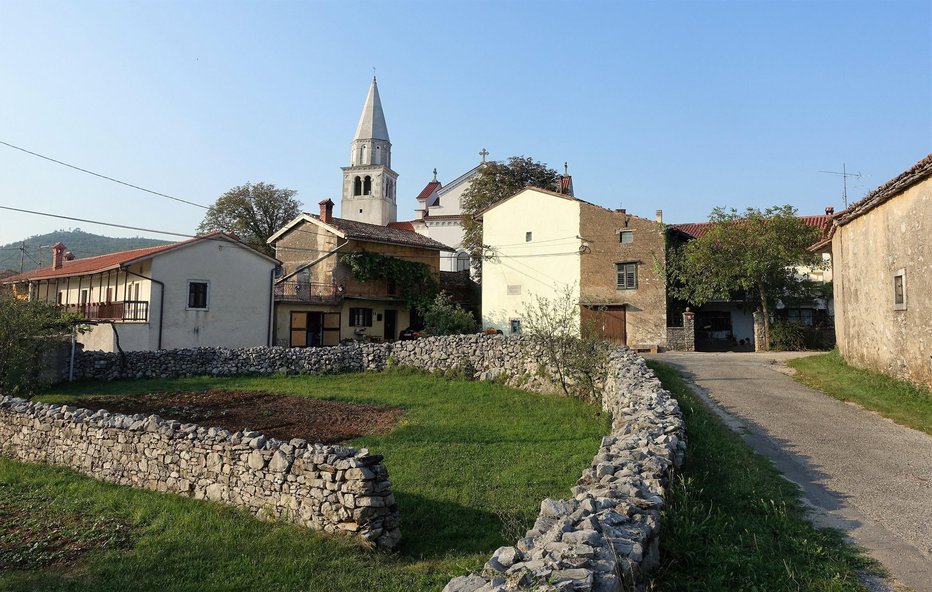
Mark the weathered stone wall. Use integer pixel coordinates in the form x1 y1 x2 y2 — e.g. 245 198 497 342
35 335 685 590
665 311 696 352
0 396 401 549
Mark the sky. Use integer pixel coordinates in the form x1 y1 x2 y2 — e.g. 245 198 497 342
1 0 930 252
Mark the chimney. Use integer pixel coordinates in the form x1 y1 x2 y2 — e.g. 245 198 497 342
655 209 663 224
319 198 334 223
616 208 626 214
51 242 66 270
825 206 835 215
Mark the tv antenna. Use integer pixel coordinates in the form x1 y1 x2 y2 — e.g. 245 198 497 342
819 163 861 208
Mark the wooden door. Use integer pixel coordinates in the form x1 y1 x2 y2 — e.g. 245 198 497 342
582 305 627 345
383 309 397 341
322 312 341 346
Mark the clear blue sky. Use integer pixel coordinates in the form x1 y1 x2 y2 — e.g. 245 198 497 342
1 0 929 248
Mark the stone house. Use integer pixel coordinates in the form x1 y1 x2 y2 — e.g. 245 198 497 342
480 187 668 348
823 153 932 387
267 199 453 346
1 232 279 352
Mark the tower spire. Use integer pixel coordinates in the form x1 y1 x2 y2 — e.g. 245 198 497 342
354 76 390 142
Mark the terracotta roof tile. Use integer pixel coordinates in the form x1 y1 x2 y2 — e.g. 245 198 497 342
416 180 442 200
674 215 833 242
3 232 249 283
837 153 932 226
387 221 415 232
313 215 454 251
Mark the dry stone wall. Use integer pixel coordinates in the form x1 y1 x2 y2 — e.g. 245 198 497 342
0 396 401 549
19 335 685 590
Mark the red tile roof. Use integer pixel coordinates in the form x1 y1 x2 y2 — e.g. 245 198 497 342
416 180 442 200
387 221 415 232
3 232 241 283
312 215 454 251
674 215 833 242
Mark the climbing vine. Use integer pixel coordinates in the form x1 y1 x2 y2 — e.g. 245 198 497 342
340 251 438 308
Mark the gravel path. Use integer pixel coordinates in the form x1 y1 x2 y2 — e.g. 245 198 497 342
646 351 932 592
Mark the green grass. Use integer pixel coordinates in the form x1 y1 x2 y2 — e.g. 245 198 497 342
788 349 932 436
646 361 879 592
1 370 610 592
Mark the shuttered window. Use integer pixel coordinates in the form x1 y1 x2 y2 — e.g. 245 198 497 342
616 263 637 290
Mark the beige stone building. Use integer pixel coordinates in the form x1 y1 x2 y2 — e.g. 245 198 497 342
2 233 279 352
481 187 668 348
267 200 451 346
827 153 932 387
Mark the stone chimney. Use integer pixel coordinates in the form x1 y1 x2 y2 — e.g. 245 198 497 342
51 242 67 270
319 198 335 223
825 206 835 215
655 209 663 224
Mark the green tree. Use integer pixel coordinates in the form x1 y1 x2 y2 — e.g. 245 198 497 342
422 292 479 336
521 285 608 400
0 293 77 397
197 182 301 257
461 156 558 277
666 205 822 350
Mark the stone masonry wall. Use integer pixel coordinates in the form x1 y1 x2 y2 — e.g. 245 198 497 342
21 335 684 590
0 396 401 549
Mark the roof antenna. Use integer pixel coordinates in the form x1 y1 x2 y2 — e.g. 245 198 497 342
819 163 861 208
564 161 568 176
372 66 376 81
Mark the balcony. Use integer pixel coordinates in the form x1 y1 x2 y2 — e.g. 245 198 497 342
274 281 341 303
64 300 149 322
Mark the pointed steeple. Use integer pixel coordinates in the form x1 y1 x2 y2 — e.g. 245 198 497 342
354 77 390 142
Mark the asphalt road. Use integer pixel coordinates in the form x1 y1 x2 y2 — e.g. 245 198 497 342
645 351 932 592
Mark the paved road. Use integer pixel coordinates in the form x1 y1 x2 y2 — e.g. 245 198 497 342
645 351 932 592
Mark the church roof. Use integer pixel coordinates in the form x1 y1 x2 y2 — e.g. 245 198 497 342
353 77 390 142
416 180 442 200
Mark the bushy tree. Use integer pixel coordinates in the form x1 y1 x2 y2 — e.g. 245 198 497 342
422 292 479 336
522 285 608 400
666 205 822 350
197 182 301 256
0 293 76 397
461 157 558 278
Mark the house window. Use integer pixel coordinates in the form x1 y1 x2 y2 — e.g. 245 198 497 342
619 231 634 244
507 285 522 295
510 319 521 334
525 231 533 242
455 251 470 272
616 262 638 290
187 281 209 310
786 308 814 326
893 269 907 310
349 307 373 327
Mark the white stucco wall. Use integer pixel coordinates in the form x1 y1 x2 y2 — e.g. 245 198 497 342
149 239 276 350
481 189 582 333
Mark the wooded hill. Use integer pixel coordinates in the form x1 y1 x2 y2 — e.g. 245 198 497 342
0 229 170 274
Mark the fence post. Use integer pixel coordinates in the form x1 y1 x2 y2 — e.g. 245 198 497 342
682 308 695 352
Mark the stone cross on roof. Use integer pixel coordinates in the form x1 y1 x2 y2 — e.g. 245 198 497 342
479 148 489 162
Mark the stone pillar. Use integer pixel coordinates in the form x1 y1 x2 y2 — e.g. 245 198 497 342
753 309 767 352
682 309 695 352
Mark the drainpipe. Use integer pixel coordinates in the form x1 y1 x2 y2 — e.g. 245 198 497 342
121 266 165 350
69 326 76 382
267 267 275 346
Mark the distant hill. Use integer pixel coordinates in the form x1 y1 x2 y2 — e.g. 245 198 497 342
0 229 171 274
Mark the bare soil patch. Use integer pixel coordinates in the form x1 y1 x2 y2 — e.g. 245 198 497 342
76 391 404 444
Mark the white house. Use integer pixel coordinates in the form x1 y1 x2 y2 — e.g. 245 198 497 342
3 232 279 352
410 164 482 273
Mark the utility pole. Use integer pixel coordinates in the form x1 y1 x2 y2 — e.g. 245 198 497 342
819 163 861 209
19 241 25 274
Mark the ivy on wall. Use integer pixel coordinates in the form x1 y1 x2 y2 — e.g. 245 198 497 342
340 251 438 308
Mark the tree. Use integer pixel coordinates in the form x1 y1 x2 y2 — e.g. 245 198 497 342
666 205 822 350
197 183 301 257
521 285 608 400
461 156 559 278
0 293 77 397
422 292 479 336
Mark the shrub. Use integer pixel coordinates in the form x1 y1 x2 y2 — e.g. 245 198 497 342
0 293 76 397
422 293 479 336
769 321 807 351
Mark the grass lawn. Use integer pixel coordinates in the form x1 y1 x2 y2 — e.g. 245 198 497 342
646 361 879 592
0 370 609 592
788 349 932 436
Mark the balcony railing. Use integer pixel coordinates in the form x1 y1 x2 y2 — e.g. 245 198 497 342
64 300 149 322
274 281 341 303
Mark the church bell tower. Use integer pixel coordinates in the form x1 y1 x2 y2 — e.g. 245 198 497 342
341 76 398 225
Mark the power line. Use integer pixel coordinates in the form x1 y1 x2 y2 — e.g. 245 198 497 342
0 140 209 210
0 205 194 238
